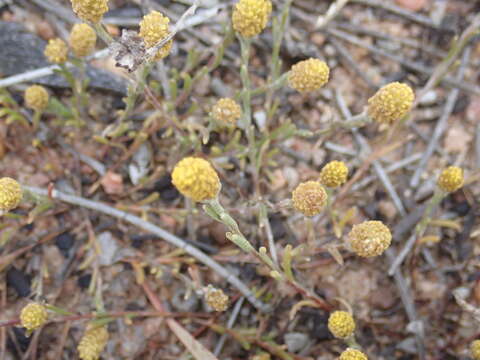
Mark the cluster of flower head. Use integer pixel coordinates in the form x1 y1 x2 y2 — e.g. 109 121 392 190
69 23 97 57
211 98 242 125
339 348 368 360
139 11 173 60
328 310 355 339
25 85 49 112
437 166 464 193
70 0 109 23
204 285 229 312
320 161 348 188
20 302 48 333
291 181 328 217
44 38 68 64
0 177 22 211
288 58 330 93
232 0 272 37
471 340 480 360
348 220 392 257
367 82 414 124
77 324 109 360
171 157 221 202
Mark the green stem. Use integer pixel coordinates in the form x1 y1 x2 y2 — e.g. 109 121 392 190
32 110 42 130
416 189 446 236
93 23 114 45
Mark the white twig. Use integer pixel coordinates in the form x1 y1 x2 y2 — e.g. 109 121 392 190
315 0 350 29
24 185 271 312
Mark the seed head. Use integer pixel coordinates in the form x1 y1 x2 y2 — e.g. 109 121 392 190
232 0 272 37
292 181 327 217
44 38 68 64
367 82 414 124
172 157 221 202
288 58 330 93
70 0 109 23
211 98 242 125
139 11 173 60
328 311 355 339
25 85 49 112
348 220 391 257
77 324 109 360
339 348 368 360
471 340 480 360
320 161 348 188
70 23 97 57
0 177 22 211
437 166 463 193
20 303 48 332
205 285 229 312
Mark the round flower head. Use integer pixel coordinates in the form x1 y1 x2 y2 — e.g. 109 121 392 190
320 161 348 188
288 58 330 93
328 311 355 339
232 0 272 37
44 38 68 64
77 324 109 360
339 348 368 360
211 98 242 125
205 285 229 312
69 23 97 57
70 0 109 23
471 340 480 360
171 157 221 202
348 220 391 257
0 177 22 211
292 181 327 217
25 85 49 112
139 11 173 60
367 82 414 124
20 303 48 333
437 166 464 193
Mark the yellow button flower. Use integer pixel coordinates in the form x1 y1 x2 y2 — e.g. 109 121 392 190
70 0 109 23
25 85 49 112
348 220 391 257
339 348 368 360
172 157 221 202
44 38 68 64
292 181 327 217
0 177 22 211
471 340 480 360
437 166 463 193
232 0 272 37
320 161 348 188
288 58 330 93
20 303 48 332
328 310 355 339
78 324 109 360
139 11 173 60
211 98 242 125
70 23 97 57
205 285 229 312
367 82 414 124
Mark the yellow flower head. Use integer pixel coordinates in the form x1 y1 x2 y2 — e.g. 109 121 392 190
471 340 480 360
139 11 172 60
205 285 229 312
288 58 330 93
292 181 327 217
320 161 348 188
328 311 355 339
69 23 97 57
0 177 22 211
348 220 391 257
437 166 464 193
25 85 49 112
78 324 109 360
172 157 221 202
252 354 271 360
339 348 368 360
211 98 242 125
70 0 109 23
232 0 272 37
44 38 68 64
20 303 48 332
367 82 414 124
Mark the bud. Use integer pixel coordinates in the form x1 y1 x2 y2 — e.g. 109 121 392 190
211 98 242 125
232 0 272 37
327 310 355 339
339 348 368 360
437 166 463 193
70 23 97 57
0 177 22 211
44 38 68 64
367 82 414 124
20 303 48 333
288 58 330 93
319 161 348 188
70 0 109 23
139 11 172 60
25 85 49 112
77 324 109 360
